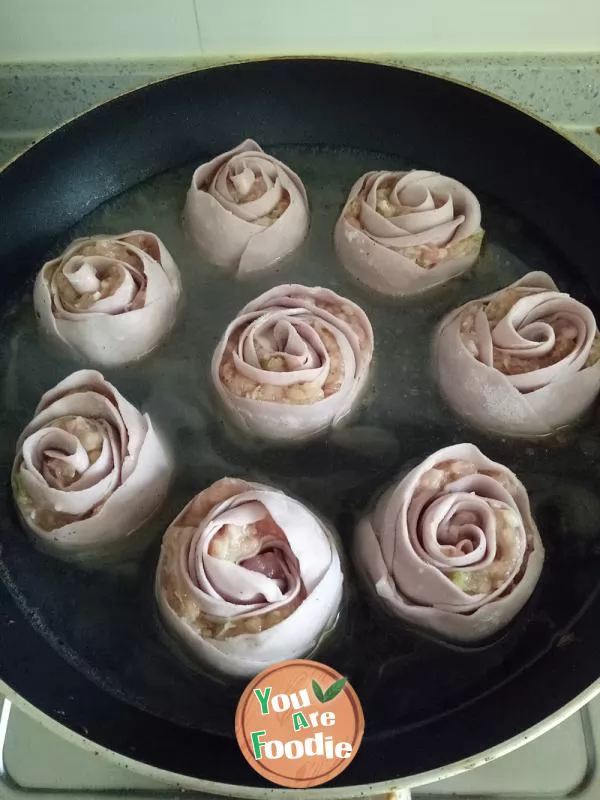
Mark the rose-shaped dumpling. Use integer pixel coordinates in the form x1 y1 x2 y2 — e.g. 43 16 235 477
34 230 181 366
11 370 172 558
334 169 484 296
211 284 374 442
435 271 600 437
155 478 343 677
183 139 309 275
355 444 544 644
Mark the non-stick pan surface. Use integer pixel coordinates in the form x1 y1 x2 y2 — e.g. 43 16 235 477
1 58 600 792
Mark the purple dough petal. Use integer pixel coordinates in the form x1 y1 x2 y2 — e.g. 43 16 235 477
211 284 374 443
334 168 483 296
435 271 600 436
184 139 309 275
155 478 343 677
11 370 172 557
354 443 544 643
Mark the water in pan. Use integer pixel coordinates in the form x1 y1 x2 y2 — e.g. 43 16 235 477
1 145 600 739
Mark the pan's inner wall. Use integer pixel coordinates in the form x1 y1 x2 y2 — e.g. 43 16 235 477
0 61 600 790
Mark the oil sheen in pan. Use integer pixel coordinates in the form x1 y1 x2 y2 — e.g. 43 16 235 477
1 145 600 738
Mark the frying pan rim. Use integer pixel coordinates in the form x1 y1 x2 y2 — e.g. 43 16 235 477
0 55 598 176
2 675 599 798
2 56 600 793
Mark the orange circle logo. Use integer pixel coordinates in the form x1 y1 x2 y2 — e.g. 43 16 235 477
235 659 364 789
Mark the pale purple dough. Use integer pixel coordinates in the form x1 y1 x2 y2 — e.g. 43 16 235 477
184 139 309 275
355 443 544 644
155 478 343 677
12 370 172 557
34 230 181 367
334 169 483 296
211 284 374 442
435 271 600 437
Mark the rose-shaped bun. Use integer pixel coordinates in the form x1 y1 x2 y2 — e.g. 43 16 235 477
183 139 309 275
11 370 172 557
435 271 600 437
334 169 484 296
211 284 374 442
34 231 181 366
355 444 544 643
155 478 343 677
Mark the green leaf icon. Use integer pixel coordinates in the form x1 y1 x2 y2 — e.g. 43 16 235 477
312 677 347 703
323 677 347 702
312 679 325 703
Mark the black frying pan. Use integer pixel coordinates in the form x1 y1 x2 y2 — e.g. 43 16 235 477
1 58 600 795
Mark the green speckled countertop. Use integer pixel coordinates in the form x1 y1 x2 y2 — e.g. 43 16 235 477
1 54 599 164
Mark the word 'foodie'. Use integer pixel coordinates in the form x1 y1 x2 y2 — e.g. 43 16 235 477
251 685 354 761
